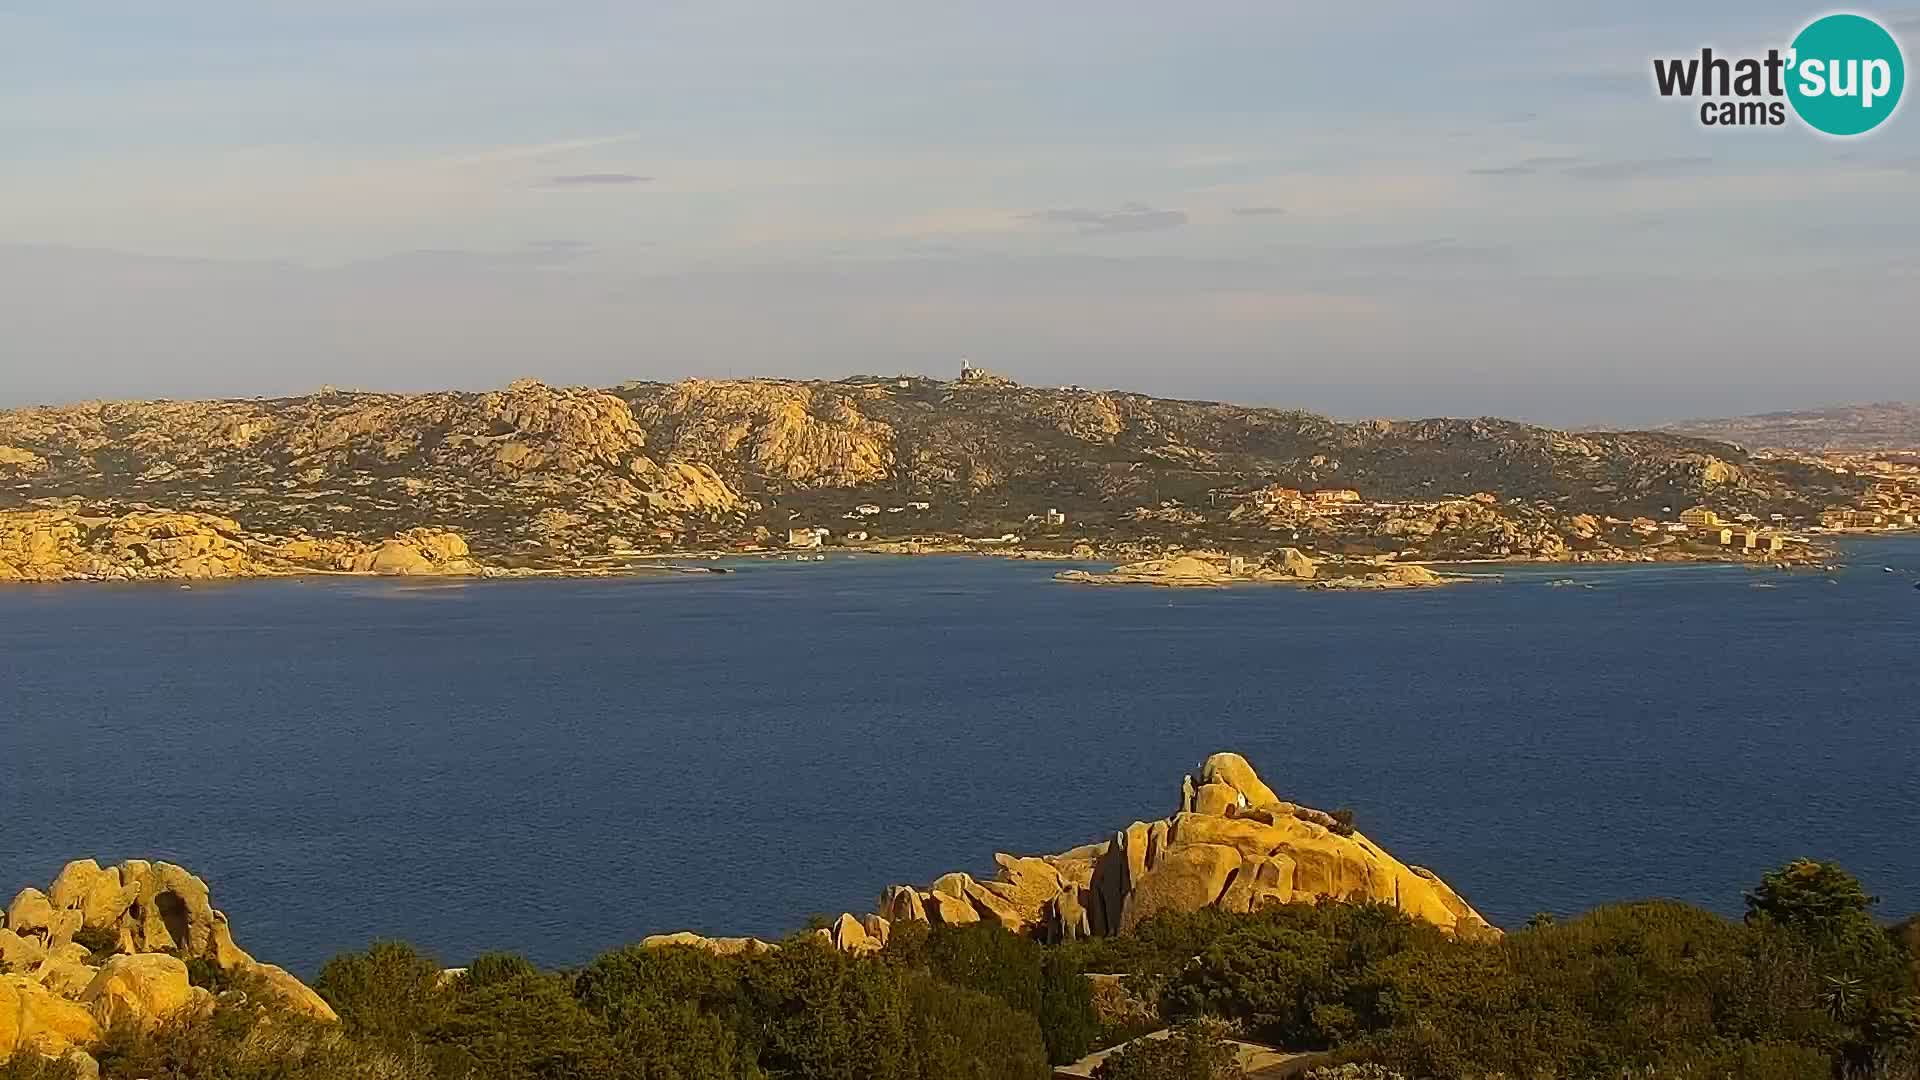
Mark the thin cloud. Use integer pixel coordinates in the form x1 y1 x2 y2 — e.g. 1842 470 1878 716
1468 155 1587 177
1021 203 1188 234
345 240 595 271
1231 206 1287 217
544 173 652 186
447 135 641 167
1564 156 1714 181
1467 155 1714 181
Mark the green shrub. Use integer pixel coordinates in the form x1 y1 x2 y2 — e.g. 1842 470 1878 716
70 926 119 959
904 972 1050 1080
1745 859 1878 937
460 952 539 989
313 940 448 1045
1328 809 1356 838
574 942 746 1027
91 999 434 1080
0 1055 82 1080
1092 1021 1246 1080
1039 951 1101 1065
739 938 915 1079
1303 1065 1407 1080
428 969 613 1080
922 923 1043 1013
607 998 763 1080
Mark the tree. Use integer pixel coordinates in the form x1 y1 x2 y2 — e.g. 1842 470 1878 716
1745 860 1878 938
739 938 915 1080
922 924 1042 1014
429 969 614 1080
1038 952 1101 1065
904 972 1051 1080
313 940 448 1045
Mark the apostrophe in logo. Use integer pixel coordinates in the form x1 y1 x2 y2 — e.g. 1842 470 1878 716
1786 13 1905 135
1651 12 1906 136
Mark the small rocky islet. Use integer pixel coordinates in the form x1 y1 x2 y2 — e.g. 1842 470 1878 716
1054 550 1465 589
1 753 1484 1070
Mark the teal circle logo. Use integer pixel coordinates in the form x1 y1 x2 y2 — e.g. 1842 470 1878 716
1787 13 1905 135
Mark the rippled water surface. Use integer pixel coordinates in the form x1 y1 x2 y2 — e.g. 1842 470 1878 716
5 538 1918 975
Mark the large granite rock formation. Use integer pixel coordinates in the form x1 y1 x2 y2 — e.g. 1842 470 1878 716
0 860 337 1066
868 753 1495 942
0 506 482 582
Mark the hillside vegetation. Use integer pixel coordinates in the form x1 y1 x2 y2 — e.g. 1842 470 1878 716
0 373 1863 569
3 861 1915 1080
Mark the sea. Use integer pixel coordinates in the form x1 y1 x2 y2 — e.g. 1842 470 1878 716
4 537 1918 977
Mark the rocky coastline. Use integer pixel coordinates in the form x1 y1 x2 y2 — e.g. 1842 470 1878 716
0 374 1871 586
1 861 335 1072
1054 550 1471 589
2 753 1486 1071
643 752 1495 958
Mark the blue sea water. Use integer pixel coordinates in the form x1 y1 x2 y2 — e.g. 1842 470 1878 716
4 538 1919 977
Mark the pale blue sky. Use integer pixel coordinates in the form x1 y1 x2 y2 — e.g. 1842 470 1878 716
3 1 1917 424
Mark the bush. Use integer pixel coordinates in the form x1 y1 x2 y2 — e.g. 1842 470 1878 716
890 922 1100 1065
70 926 119 959
574 942 747 1027
1039 952 1101 1065
1328 809 1356 838
922 923 1042 1014
0 1056 82 1080
739 938 915 1079
1092 1021 1246 1080
460 952 538 989
428 969 615 1080
91 1000 434 1080
606 999 762 1080
904 972 1050 1080
314 941 448 1046
1303 1066 1407 1080
1745 859 1878 937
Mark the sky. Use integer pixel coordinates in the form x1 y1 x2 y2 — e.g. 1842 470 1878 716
3 1 1918 427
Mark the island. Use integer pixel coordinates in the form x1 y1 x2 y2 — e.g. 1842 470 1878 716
5 364 1904 584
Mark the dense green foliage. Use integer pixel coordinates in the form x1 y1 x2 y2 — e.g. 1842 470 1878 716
1092 1021 1246 1079
883 921 1100 1063
6 860 1918 1080
1056 865 1920 1080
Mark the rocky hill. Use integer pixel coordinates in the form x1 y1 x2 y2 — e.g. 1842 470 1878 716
869 751 1495 943
0 372 1866 577
1662 402 1920 451
643 751 1493 962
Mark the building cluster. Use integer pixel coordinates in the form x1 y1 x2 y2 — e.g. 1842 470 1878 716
1221 484 1366 512
1814 475 1920 530
1645 506 1793 551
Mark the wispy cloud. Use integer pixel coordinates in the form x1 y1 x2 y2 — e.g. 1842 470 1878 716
1564 156 1714 181
1231 206 1287 217
544 173 652 187
1021 203 1188 234
447 135 641 167
1468 155 1587 177
346 239 596 271
1467 155 1715 182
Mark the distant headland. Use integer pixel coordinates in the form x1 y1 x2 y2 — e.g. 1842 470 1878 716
4 365 1914 584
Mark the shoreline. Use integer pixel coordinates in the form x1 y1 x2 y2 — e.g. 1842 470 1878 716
3 529 1904 589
